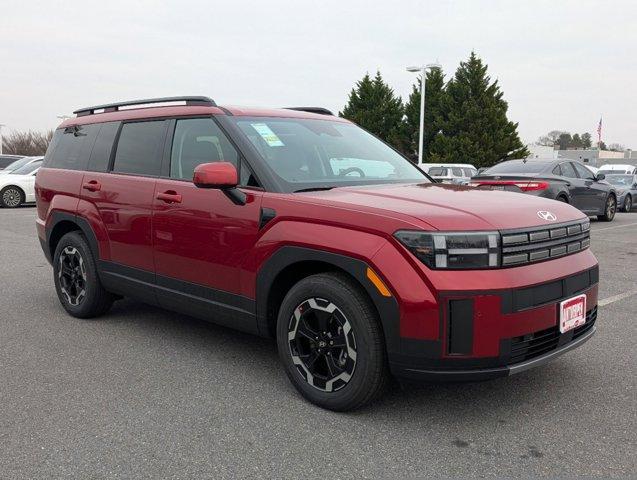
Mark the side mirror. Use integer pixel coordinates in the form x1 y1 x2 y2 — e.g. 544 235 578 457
596 173 605 181
193 162 238 188
193 162 246 205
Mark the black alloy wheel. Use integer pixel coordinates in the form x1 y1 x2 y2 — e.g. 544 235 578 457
58 246 88 306
287 297 357 393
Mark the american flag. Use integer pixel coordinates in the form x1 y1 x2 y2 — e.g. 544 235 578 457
597 117 602 143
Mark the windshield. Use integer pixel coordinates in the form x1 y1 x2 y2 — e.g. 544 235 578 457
11 160 42 175
604 174 634 187
483 160 551 174
3 157 32 172
232 117 428 192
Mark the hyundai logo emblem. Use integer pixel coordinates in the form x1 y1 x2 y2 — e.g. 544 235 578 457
537 210 557 221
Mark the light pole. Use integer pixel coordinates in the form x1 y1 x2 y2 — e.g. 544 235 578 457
0 124 5 155
406 62 442 163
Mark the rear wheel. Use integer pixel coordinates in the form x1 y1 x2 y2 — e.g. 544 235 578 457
53 231 114 318
556 194 569 203
597 194 617 222
622 195 632 212
0 186 24 208
276 273 389 411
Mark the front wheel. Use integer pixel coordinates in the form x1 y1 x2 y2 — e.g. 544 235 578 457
622 195 632 212
597 194 617 222
276 273 389 411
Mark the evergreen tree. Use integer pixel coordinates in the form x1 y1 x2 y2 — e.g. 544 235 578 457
403 67 445 162
429 52 529 167
581 133 592 148
340 71 405 149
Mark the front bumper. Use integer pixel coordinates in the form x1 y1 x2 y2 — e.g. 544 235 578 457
395 316 596 382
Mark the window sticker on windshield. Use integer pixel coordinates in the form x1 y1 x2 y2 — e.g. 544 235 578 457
251 123 284 147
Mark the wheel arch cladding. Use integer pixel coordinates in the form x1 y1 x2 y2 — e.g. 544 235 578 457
46 212 100 263
256 246 400 352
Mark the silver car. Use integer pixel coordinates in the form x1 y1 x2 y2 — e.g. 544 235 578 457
604 174 637 212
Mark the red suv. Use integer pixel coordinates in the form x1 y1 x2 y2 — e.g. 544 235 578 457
36 96 599 410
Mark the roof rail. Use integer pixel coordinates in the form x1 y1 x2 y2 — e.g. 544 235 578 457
284 107 334 116
73 96 217 117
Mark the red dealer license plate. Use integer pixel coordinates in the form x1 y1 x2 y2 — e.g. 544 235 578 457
559 294 587 333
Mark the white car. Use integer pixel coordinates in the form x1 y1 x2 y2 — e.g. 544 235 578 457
597 164 637 175
0 158 42 207
422 163 478 184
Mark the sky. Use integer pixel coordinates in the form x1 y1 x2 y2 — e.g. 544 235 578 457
1 0 636 148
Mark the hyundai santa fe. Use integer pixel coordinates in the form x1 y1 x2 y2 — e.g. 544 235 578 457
35 96 599 411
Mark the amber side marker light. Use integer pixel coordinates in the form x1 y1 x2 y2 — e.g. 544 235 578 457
366 268 392 297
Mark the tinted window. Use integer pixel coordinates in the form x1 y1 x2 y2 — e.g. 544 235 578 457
3 157 32 171
170 118 239 180
87 122 119 172
552 165 562 176
560 162 578 178
12 159 42 175
0 156 22 168
428 167 447 176
113 121 166 176
484 160 550 174
46 125 97 170
573 162 595 179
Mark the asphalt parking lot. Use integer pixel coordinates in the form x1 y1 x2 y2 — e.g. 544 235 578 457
0 207 635 478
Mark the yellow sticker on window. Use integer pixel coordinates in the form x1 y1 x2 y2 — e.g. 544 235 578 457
251 123 284 147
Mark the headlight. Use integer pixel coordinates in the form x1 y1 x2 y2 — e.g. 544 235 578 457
394 231 500 269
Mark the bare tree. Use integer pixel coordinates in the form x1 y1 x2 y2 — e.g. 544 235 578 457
537 130 564 146
2 130 54 156
607 143 625 152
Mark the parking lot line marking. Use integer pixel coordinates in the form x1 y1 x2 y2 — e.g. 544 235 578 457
599 288 637 307
594 221 637 232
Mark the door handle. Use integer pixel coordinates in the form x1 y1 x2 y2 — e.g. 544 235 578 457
156 191 182 204
82 180 101 192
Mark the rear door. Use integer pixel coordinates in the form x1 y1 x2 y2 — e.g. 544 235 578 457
80 120 168 293
151 117 263 331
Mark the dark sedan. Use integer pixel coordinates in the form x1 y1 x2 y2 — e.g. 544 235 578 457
470 158 617 221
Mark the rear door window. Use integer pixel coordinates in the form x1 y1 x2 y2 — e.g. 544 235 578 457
451 167 463 176
560 162 578 178
87 122 120 172
552 165 562 175
45 125 98 170
112 121 166 176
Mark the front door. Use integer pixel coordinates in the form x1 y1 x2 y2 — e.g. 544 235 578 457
152 117 263 332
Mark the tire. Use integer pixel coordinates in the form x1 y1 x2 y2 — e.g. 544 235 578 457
53 231 114 318
597 194 617 222
622 195 632 213
556 195 568 203
0 186 25 208
276 272 389 411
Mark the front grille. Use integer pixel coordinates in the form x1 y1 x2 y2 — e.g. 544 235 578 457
509 307 597 364
500 219 590 267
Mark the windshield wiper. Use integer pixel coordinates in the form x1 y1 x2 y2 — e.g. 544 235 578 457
293 187 336 193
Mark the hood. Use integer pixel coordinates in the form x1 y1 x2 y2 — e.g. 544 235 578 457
299 183 586 231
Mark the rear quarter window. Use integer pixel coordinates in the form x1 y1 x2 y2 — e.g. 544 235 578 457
44 124 98 171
